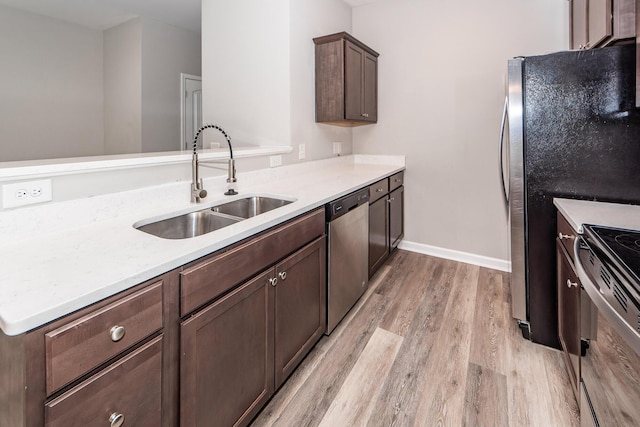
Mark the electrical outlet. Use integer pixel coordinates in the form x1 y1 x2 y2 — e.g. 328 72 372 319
2 179 52 208
333 142 342 155
210 142 221 149
298 144 306 160
269 155 282 167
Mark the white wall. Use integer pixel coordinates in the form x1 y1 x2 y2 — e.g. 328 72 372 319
352 0 569 262
202 0 292 147
141 18 201 153
103 18 142 155
0 5 104 161
201 0 353 166
288 0 353 162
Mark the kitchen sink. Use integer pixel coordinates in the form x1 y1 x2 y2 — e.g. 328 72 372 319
134 195 295 239
135 210 242 239
211 196 293 219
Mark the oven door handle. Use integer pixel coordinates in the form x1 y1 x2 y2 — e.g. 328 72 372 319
574 237 640 355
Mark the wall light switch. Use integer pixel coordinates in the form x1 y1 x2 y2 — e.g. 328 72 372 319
298 144 306 160
2 179 52 209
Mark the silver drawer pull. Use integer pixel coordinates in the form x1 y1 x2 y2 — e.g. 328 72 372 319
109 413 125 427
279 271 287 280
558 232 574 240
395 178 401 182
566 279 578 288
388 197 395 202
109 325 126 342
376 188 384 192
269 277 278 287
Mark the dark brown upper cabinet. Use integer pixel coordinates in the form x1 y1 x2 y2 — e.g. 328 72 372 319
569 0 635 49
314 32 379 125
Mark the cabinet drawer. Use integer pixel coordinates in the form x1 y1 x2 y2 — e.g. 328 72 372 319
45 335 163 427
369 178 389 203
45 281 163 394
557 212 578 263
389 171 404 191
180 208 325 316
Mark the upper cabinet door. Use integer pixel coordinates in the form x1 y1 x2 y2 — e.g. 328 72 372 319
588 0 613 48
570 0 588 49
314 32 379 125
345 41 364 121
363 51 378 122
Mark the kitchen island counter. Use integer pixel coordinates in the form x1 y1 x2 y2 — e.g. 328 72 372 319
0 155 404 335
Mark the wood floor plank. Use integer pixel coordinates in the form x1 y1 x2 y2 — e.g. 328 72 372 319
443 262 480 325
318 328 404 427
366 258 459 426
462 362 509 427
469 267 508 375
378 253 439 337
412 318 472 427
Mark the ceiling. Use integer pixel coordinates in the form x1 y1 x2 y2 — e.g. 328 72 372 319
0 0 201 32
0 0 381 33
342 0 380 7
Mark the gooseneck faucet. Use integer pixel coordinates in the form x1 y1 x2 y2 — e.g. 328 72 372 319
191 124 238 203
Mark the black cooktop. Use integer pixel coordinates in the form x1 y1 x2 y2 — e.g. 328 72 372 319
585 224 640 287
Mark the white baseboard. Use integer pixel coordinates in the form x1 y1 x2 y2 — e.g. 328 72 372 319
398 240 511 272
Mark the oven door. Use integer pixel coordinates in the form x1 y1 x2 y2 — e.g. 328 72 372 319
574 238 640 426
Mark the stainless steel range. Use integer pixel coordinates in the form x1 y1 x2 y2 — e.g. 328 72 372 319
575 225 640 426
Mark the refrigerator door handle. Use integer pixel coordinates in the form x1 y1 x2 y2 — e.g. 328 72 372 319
499 96 509 207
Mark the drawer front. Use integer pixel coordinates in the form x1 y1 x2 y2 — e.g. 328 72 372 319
45 336 163 427
180 208 325 316
389 171 404 191
45 281 163 394
369 178 389 203
557 212 578 263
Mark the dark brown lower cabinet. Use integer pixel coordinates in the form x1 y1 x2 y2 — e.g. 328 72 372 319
389 186 404 250
274 237 326 388
369 182 405 278
557 240 581 399
369 195 389 277
180 269 274 427
180 236 327 427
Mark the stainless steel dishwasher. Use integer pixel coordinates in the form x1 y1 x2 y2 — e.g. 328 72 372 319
326 188 370 334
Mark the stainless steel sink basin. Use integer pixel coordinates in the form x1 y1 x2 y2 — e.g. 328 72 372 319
211 196 293 219
134 195 295 239
135 210 242 239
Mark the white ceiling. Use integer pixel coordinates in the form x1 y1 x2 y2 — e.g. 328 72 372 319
0 0 380 34
342 0 380 7
0 0 201 32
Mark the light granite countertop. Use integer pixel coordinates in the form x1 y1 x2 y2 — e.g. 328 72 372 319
554 198 640 233
0 155 405 335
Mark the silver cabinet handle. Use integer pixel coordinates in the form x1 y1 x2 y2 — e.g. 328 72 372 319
109 326 126 342
278 271 287 280
558 232 575 240
376 188 384 192
388 197 395 202
567 279 578 288
394 178 401 183
269 277 278 287
109 413 125 427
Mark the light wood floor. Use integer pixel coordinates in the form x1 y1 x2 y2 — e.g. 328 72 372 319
252 250 580 427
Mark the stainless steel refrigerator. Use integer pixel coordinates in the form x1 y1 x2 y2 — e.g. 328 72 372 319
500 44 640 348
